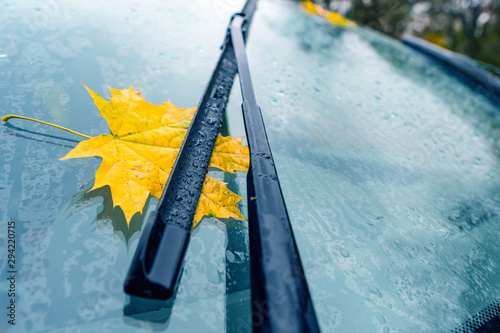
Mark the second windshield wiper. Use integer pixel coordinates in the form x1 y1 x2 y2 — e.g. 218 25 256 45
230 13 320 333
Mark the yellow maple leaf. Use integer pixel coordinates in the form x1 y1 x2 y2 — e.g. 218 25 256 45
60 85 249 226
210 135 250 173
301 0 356 27
193 175 245 229
301 0 322 15
423 32 448 48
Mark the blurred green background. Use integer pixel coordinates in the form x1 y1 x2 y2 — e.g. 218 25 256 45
313 0 500 70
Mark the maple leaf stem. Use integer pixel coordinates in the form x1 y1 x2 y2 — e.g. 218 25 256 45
1 114 92 139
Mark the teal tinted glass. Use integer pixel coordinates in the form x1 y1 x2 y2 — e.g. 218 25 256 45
0 0 250 332
2 0 500 332
234 1 500 331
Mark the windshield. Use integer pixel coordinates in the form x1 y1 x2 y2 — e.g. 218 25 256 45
1 0 500 332
238 1 500 331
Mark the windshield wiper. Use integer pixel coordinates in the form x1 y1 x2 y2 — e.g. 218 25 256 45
124 0 257 300
229 13 320 333
124 1 320 331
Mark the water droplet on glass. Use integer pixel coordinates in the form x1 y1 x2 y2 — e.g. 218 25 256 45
340 249 350 258
175 195 182 201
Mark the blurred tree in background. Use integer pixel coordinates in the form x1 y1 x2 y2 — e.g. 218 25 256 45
315 0 500 68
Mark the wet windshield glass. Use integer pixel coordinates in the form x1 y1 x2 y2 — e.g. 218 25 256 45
235 1 500 331
1 0 500 332
1 0 249 331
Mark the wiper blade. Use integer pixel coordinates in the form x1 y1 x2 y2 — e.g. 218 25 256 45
124 0 258 300
230 14 320 333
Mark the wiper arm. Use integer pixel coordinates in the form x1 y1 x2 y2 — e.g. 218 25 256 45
230 13 320 333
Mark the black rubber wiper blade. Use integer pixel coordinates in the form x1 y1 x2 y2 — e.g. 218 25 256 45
123 0 258 300
230 13 320 333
